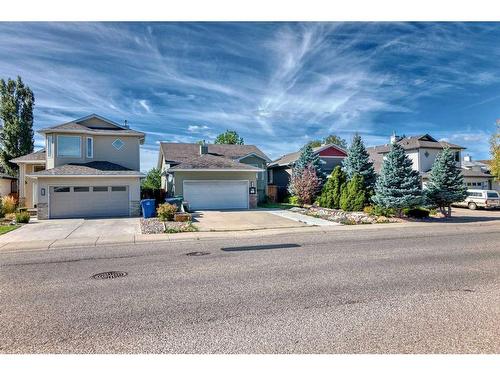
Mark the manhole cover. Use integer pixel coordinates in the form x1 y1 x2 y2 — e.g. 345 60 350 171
92 271 127 280
186 251 210 256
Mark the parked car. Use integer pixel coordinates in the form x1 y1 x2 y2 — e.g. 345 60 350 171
453 189 500 210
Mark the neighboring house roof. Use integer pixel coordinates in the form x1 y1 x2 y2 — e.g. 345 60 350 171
477 159 492 166
10 149 46 164
159 143 269 171
27 161 143 177
367 134 466 173
0 173 16 180
268 144 347 167
37 114 145 141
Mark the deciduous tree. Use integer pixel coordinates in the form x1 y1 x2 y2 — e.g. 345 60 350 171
0 76 34 176
290 164 321 205
214 130 244 145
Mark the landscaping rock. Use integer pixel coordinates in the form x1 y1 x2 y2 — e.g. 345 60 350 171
140 218 165 234
289 206 400 225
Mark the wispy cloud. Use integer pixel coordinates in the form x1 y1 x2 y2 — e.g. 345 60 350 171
0 22 498 168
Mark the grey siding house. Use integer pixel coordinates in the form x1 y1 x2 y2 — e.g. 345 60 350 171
158 143 270 210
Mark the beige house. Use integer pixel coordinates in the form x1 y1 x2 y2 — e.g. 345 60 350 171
158 142 269 210
367 133 493 188
11 114 145 219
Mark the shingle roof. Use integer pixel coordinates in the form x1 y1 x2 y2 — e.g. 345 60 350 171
421 168 493 179
10 149 46 163
160 143 269 170
268 144 347 167
29 161 143 176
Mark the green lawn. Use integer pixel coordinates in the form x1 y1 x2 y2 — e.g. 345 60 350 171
0 225 20 235
258 202 299 210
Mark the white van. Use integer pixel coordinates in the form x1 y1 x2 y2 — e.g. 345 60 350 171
453 189 500 210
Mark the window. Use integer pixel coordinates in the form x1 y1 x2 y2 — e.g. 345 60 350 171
57 135 81 157
86 137 93 158
268 169 274 184
487 191 499 198
454 151 460 162
74 187 90 192
111 186 126 192
47 135 53 157
34 165 45 172
112 138 124 150
93 186 108 192
54 187 70 193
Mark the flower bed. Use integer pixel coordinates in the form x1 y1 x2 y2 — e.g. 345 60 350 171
140 218 198 234
289 206 401 225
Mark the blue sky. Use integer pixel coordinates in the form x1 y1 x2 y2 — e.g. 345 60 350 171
0 22 498 171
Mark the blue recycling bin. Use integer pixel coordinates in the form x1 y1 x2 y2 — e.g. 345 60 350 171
140 199 156 218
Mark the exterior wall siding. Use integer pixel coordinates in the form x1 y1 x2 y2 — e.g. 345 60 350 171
173 171 257 196
239 155 268 202
49 133 141 170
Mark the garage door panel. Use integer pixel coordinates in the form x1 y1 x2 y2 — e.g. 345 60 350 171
184 180 248 210
49 186 129 219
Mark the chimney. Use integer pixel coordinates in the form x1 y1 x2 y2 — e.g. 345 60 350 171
123 120 129 129
463 154 471 162
199 141 208 155
390 131 399 144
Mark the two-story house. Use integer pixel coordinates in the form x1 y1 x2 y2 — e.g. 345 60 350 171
461 155 496 190
367 133 491 188
11 114 145 219
157 142 270 210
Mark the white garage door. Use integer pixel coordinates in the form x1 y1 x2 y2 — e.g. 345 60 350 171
49 185 129 219
183 180 248 210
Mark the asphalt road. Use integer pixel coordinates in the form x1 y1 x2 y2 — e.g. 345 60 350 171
1 221 499 353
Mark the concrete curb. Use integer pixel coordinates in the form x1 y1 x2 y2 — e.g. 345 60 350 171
0 219 498 253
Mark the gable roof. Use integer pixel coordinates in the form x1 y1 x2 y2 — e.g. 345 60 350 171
38 114 145 142
268 144 347 167
159 143 268 171
367 134 464 156
10 149 47 163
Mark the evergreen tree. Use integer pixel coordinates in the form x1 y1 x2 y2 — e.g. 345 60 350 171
0 76 34 176
372 142 422 216
289 143 325 195
214 130 244 145
340 173 366 211
317 165 346 209
342 133 376 192
424 147 467 217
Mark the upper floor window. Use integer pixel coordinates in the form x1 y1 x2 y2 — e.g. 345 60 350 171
47 135 53 157
454 151 460 162
86 137 93 158
57 135 81 158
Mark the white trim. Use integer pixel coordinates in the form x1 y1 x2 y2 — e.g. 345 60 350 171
313 143 348 154
168 168 264 172
86 136 94 158
237 152 271 163
57 135 81 158
183 179 250 209
47 135 53 158
112 138 125 150
27 174 144 178
320 156 346 159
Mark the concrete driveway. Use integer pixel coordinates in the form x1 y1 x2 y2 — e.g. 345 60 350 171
0 217 141 249
191 209 311 231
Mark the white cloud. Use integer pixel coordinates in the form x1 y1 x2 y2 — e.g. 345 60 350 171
187 125 210 133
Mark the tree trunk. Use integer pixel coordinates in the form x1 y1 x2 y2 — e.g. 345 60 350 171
447 206 451 217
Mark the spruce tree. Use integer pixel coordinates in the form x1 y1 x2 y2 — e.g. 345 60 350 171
0 76 35 176
424 147 467 217
372 142 422 216
317 165 346 209
340 173 366 211
342 133 376 192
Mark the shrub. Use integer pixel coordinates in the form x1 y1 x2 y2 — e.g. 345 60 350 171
1 196 17 214
15 211 30 223
373 205 396 217
363 206 374 215
4 213 16 221
157 203 177 221
290 164 321 205
288 195 300 205
340 174 366 212
317 166 346 209
402 207 430 219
